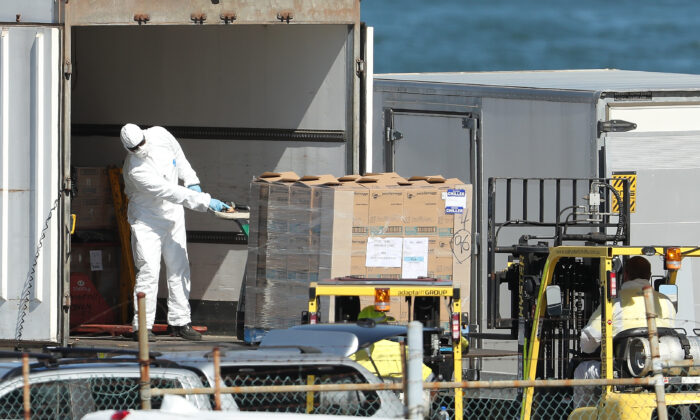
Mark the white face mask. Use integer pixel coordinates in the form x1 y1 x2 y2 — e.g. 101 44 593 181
130 141 151 159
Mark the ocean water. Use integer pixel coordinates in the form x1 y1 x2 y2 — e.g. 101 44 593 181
361 0 700 75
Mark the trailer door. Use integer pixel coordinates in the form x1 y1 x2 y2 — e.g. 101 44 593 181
603 105 700 331
0 26 62 343
384 110 475 182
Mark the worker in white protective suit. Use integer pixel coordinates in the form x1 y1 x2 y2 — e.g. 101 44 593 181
573 256 676 408
120 123 230 341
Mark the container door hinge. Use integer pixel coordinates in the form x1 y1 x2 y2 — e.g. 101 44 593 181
62 293 71 312
63 59 72 80
133 14 150 25
597 119 637 137
386 128 403 143
63 177 72 194
220 12 237 24
356 58 365 77
190 13 207 24
277 11 294 23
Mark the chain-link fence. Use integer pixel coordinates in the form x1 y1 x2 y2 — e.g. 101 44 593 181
7 352 700 419
426 382 700 420
219 363 386 416
5 289 695 419
0 374 184 419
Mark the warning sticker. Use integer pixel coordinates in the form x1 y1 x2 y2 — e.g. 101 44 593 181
611 171 636 213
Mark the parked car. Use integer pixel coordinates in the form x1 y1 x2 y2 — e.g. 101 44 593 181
0 349 211 419
262 323 447 381
162 347 405 418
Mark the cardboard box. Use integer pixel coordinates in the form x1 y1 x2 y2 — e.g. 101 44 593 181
435 180 473 303
71 198 117 230
317 187 354 279
70 243 121 309
367 180 404 235
74 167 111 198
339 177 371 230
403 186 440 228
70 273 117 327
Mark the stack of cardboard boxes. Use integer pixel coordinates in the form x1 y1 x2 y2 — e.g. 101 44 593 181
69 167 119 328
244 172 471 335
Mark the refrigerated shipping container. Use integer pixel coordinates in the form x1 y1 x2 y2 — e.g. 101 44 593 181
372 69 700 377
0 0 369 344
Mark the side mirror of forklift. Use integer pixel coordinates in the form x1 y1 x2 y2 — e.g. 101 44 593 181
659 284 678 311
545 285 562 317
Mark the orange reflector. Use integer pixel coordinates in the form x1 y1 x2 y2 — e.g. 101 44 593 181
608 271 617 300
374 288 390 312
451 312 461 341
665 247 682 270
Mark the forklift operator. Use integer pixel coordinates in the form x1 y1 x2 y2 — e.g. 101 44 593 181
573 256 677 406
120 123 230 341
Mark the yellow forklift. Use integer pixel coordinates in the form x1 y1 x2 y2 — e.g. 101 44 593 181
522 245 700 419
488 178 700 419
305 277 466 416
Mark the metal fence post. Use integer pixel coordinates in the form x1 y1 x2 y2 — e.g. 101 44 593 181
407 321 424 420
213 347 221 410
137 292 151 410
643 285 667 420
22 353 30 420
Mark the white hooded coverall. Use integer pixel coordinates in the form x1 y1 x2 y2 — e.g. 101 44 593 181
122 126 211 330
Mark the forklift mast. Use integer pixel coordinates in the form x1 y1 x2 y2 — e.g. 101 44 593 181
483 177 631 378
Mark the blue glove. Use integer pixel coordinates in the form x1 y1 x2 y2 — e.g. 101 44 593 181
209 198 231 212
187 184 202 193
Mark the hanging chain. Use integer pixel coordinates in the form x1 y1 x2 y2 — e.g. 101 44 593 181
15 194 62 348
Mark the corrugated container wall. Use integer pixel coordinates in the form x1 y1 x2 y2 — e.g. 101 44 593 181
0 26 62 342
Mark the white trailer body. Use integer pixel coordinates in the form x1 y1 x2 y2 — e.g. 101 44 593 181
0 0 367 344
372 70 700 376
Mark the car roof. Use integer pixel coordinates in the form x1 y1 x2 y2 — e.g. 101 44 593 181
158 347 351 365
292 323 409 350
260 329 360 357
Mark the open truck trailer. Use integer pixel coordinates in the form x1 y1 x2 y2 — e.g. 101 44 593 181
0 0 370 345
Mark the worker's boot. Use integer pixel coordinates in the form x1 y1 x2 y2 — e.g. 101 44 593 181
170 324 202 341
132 329 156 342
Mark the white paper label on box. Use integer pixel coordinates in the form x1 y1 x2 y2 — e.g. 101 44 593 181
445 189 467 214
89 250 103 271
366 237 403 268
402 238 428 278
